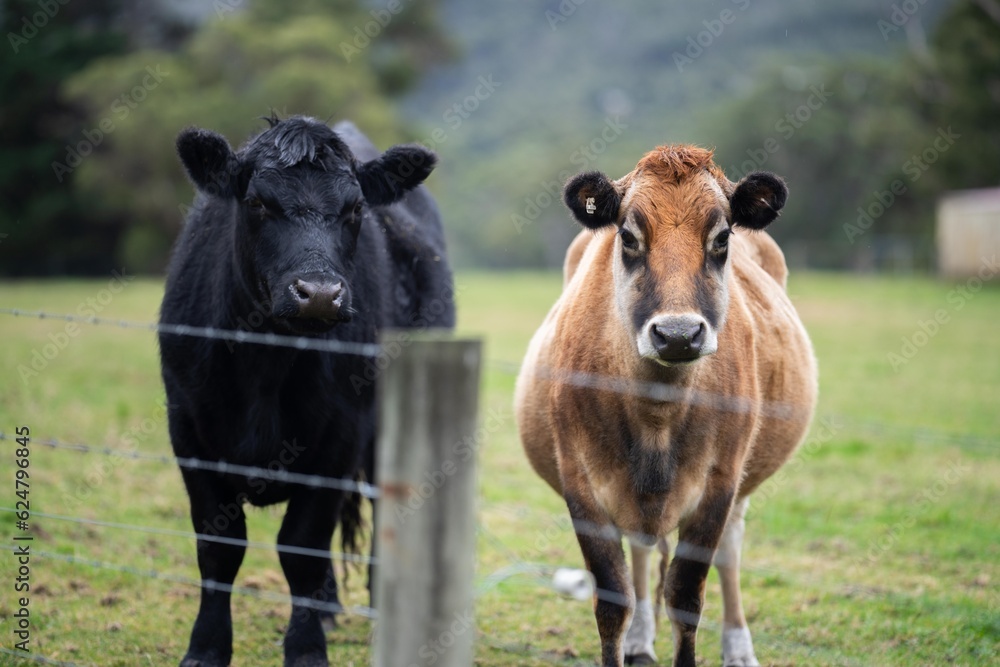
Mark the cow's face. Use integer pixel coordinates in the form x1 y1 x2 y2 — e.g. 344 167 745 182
176 116 435 335
564 146 787 367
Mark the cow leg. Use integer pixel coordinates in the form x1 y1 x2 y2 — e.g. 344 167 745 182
624 538 657 665
278 489 340 667
179 470 247 667
318 561 339 632
714 496 759 667
566 495 633 667
664 487 735 667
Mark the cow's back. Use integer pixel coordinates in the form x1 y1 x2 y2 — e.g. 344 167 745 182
335 120 454 329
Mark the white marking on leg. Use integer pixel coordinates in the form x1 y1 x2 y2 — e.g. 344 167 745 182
624 597 657 662
716 497 760 667
722 626 759 667
625 537 657 661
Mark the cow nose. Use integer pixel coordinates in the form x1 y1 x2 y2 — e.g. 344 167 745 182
291 279 344 320
650 317 706 361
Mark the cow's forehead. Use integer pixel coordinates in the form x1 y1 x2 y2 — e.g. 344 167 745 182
242 117 356 172
622 170 730 232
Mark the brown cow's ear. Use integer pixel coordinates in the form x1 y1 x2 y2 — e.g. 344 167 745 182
564 171 621 229
730 171 787 230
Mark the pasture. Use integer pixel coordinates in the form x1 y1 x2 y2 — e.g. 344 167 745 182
0 270 998 666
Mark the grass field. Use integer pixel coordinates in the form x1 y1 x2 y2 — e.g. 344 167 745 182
0 270 998 666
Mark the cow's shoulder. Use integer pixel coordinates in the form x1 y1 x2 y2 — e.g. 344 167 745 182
732 229 787 290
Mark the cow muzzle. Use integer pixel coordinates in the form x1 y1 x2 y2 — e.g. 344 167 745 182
639 313 716 364
291 278 345 320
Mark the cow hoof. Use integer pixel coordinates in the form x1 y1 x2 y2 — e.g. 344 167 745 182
180 656 229 667
721 626 760 667
284 653 329 667
624 597 657 663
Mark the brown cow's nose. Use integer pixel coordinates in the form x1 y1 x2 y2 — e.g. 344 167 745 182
651 318 706 360
291 279 343 320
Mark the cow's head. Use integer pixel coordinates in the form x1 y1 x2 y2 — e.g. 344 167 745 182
176 115 435 334
563 145 786 366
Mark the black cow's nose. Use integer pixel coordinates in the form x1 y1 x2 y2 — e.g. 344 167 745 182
650 318 705 360
291 279 344 320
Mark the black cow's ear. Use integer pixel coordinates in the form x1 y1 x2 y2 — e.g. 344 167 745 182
357 145 437 207
730 171 787 230
564 171 621 229
176 128 244 198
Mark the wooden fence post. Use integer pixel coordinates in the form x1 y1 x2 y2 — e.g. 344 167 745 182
373 333 482 667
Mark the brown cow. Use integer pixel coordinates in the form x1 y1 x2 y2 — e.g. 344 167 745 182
515 145 817 667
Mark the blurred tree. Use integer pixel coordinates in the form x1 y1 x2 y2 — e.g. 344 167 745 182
3 0 451 275
709 0 999 270
913 0 1000 195
0 0 126 275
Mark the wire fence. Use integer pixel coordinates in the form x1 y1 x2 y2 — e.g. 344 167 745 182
1 306 992 665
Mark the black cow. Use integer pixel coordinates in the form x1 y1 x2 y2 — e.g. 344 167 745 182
159 115 454 667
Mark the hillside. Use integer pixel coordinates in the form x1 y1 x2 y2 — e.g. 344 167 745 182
402 0 954 267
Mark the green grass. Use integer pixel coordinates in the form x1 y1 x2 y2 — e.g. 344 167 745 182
0 271 998 666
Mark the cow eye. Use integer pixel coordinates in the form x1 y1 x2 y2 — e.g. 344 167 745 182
247 197 265 213
620 228 640 252
712 228 731 253
352 202 363 219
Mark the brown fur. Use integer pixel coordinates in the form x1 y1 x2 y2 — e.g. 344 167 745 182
515 145 817 666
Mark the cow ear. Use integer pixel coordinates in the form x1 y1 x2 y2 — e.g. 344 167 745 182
730 171 787 230
564 171 621 229
177 128 245 198
357 145 437 207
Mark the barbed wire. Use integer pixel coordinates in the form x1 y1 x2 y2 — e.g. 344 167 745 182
0 432 379 499
0 307 380 357
3 305 992 665
0 507 375 565
7 307 1000 445
474 559 868 666
490 359 807 421
0 544 378 620
4 307 813 420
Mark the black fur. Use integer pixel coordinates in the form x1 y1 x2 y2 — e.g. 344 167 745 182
357 144 437 206
730 171 787 230
564 171 622 228
161 116 454 667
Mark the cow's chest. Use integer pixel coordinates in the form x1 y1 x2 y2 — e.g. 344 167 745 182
200 350 369 468
584 421 714 539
